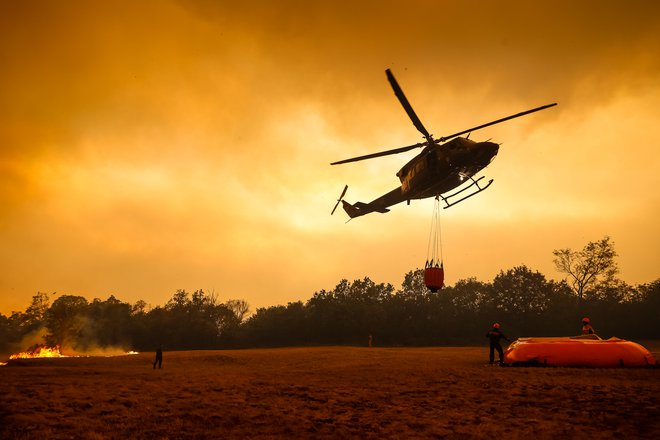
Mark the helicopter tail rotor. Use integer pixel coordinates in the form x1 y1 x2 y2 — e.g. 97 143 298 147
331 185 348 215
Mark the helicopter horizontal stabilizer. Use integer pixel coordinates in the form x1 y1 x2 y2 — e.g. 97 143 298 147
354 202 390 214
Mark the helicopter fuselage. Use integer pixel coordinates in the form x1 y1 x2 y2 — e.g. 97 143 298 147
398 137 499 200
337 137 499 218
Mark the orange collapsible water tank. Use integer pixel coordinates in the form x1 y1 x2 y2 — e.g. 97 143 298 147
424 266 444 292
504 336 658 368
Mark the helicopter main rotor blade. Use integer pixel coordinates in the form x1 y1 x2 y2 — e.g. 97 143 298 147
330 142 425 165
386 69 431 139
437 103 557 143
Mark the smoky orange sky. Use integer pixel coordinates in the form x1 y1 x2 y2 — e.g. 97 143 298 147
1 0 659 315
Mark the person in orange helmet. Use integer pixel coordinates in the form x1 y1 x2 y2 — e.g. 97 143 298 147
486 323 510 366
581 317 595 335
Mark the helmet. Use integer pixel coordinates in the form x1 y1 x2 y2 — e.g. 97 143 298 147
493 323 500 329
582 317 590 323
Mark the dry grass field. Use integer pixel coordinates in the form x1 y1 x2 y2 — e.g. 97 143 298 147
1 345 659 439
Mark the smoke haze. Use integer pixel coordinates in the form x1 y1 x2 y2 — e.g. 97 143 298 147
1 0 659 313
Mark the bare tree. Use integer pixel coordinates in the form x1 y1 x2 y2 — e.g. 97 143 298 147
552 236 618 305
226 299 250 323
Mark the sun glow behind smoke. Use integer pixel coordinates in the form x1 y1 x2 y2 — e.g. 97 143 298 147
0 0 659 315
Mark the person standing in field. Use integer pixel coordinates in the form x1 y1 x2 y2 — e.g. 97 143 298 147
581 317 595 335
153 344 163 369
486 323 510 366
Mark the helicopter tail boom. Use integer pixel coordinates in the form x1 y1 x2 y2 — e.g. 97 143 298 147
332 185 391 218
341 201 390 218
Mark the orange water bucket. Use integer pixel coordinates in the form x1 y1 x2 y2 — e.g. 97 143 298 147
424 266 444 292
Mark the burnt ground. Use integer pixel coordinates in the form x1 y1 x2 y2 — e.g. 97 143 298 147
1 345 659 439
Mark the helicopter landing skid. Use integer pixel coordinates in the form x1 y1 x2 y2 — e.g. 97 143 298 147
440 176 493 209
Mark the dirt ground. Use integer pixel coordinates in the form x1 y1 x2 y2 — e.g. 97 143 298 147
1 345 659 439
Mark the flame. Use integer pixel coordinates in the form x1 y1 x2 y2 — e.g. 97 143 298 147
9 345 66 359
6 345 139 361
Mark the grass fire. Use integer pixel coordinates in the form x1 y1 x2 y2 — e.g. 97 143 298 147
9 345 66 360
4 345 138 362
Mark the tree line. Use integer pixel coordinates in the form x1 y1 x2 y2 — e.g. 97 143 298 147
1 237 658 355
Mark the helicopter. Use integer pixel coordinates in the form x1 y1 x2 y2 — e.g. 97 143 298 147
331 69 557 218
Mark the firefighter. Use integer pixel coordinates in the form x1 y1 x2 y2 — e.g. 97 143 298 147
581 317 595 335
486 323 510 366
153 344 163 369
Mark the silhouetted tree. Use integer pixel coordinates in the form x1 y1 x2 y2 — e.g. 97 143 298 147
0 313 15 355
212 302 243 346
166 289 190 310
226 299 250 323
632 279 660 338
491 266 558 337
553 236 618 306
0 293 53 355
449 277 492 314
241 302 308 347
387 269 434 345
398 269 428 300
22 292 51 333
2 236 656 354
305 278 393 345
83 296 133 349
438 278 493 342
45 295 89 347
137 306 169 350
161 289 214 349
127 300 151 350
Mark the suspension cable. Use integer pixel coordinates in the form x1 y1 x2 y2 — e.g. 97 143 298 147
437 198 443 266
426 197 443 268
